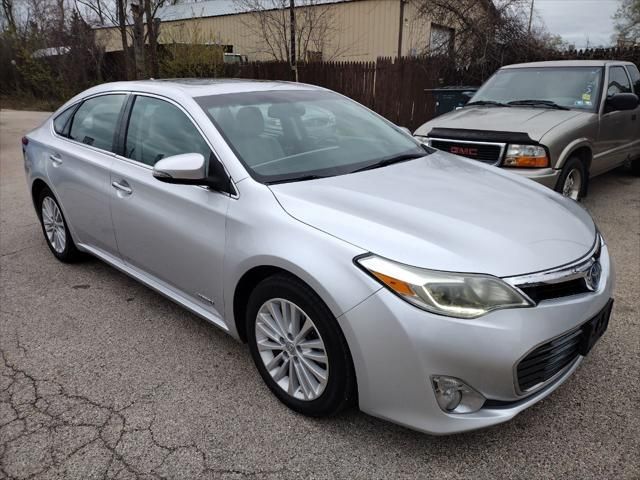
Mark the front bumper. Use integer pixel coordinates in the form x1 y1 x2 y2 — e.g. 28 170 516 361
338 244 613 435
505 167 561 189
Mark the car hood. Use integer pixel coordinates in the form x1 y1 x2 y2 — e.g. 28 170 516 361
269 153 596 277
414 106 590 142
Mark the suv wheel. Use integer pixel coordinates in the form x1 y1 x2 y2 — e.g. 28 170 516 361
38 187 81 262
246 273 356 417
556 157 587 201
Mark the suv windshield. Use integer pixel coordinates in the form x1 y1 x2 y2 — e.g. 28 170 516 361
195 90 425 183
470 67 604 112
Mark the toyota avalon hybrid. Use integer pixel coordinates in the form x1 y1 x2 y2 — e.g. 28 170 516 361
22 79 614 434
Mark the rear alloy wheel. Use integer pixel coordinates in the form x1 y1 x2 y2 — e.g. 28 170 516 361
38 187 81 262
246 274 355 417
556 157 587 201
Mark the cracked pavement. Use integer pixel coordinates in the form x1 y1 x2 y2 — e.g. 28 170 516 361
1 109 639 479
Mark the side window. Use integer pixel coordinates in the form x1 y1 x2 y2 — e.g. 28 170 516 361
626 65 640 94
607 67 632 96
69 94 126 151
125 96 212 167
53 105 76 136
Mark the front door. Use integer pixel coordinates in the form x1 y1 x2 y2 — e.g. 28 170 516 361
594 66 636 174
109 94 229 319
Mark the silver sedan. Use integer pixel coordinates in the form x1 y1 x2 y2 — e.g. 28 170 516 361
22 80 614 434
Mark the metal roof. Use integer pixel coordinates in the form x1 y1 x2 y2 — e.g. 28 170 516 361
97 0 352 27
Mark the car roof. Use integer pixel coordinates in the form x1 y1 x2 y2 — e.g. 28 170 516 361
502 60 634 69
82 78 323 99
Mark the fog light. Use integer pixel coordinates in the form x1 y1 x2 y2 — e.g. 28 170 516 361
431 376 486 414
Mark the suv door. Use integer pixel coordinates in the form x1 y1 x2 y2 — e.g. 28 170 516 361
595 66 636 174
48 93 126 256
625 64 640 159
109 94 229 321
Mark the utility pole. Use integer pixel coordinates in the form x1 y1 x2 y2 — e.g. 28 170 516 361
527 0 534 36
290 0 298 82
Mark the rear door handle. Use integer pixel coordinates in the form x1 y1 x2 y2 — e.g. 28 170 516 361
49 154 62 166
111 180 133 195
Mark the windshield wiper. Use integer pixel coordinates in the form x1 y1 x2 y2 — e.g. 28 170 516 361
267 174 331 185
465 100 511 108
350 152 425 174
507 99 570 110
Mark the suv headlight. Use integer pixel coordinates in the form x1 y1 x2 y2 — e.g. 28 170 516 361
503 144 549 168
356 255 532 319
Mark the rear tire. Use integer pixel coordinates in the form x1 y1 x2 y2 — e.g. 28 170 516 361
246 273 356 417
37 187 81 262
555 157 588 201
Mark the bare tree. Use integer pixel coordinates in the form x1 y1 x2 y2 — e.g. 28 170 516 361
234 0 346 64
411 0 562 82
613 0 640 46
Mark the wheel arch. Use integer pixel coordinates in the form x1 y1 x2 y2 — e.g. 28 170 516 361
31 178 50 215
557 140 593 173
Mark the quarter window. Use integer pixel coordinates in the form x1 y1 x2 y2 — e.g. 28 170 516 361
69 94 126 151
53 105 76 136
124 96 212 167
607 67 632 96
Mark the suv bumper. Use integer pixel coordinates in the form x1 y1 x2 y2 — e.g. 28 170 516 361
505 167 561 189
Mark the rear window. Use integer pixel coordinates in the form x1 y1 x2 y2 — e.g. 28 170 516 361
69 94 126 152
53 106 76 136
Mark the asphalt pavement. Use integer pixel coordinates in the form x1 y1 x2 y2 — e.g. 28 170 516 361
1 109 639 479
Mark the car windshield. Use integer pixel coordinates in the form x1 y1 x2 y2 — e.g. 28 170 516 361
470 67 604 112
195 90 426 183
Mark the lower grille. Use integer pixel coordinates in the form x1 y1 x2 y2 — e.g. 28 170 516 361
517 327 582 392
430 139 503 164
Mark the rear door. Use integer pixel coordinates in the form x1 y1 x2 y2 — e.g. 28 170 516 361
595 66 636 174
625 64 640 159
109 94 229 320
47 93 126 256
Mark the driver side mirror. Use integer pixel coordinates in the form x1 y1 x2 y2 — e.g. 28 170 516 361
153 153 233 194
605 93 639 112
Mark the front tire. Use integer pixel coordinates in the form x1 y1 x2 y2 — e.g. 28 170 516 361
37 187 81 262
555 157 588 201
246 273 356 417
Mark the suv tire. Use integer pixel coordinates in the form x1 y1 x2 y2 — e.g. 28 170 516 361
555 157 588 201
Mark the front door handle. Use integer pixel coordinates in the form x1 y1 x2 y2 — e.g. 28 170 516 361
49 154 62 166
111 180 133 195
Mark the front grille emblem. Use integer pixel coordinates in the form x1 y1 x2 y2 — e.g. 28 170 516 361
585 260 602 291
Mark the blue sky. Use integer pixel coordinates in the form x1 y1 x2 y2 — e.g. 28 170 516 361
533 0 621 48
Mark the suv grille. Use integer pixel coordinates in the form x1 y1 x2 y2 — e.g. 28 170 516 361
430 139 503 164
517 327 582 392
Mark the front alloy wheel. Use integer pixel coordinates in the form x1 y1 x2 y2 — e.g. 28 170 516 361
561 168 583 200
255 298 328 401
246 273 355 417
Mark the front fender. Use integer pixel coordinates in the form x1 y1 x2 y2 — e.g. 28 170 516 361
222 182 380 339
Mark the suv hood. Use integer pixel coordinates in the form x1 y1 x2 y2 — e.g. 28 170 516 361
414 106 589 142
269 153 596 277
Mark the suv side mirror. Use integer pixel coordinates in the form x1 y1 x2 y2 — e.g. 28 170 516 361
153 153 233 194
605 93 639 112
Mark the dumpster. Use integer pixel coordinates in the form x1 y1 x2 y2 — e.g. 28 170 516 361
425 86 479 117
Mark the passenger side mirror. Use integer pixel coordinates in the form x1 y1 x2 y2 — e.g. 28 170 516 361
153 153 233 194
605 93 639 112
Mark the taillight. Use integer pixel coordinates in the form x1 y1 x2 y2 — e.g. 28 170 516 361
21 136 29 146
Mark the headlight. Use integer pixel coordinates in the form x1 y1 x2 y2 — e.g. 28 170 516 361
503 144 549 168
356 255 532 319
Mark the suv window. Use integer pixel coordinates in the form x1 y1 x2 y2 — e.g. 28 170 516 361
53 105 76 136
607 66 632 96
626 65 640 94
124 96 212 167
69 94 126 151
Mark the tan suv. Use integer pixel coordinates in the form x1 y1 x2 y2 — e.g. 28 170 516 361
414 60 640 200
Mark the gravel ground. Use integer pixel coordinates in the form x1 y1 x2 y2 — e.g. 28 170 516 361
1 109 639 480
